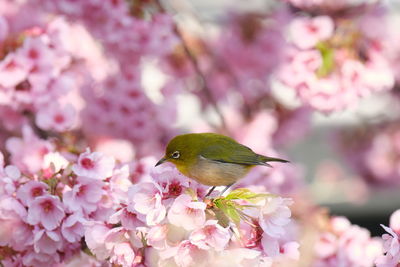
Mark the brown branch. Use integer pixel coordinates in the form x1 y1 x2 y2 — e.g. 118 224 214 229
154 0 228 132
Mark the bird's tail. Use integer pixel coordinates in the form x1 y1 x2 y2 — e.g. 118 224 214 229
258 155 289 167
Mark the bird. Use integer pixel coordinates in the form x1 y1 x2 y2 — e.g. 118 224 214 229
155 133 289 197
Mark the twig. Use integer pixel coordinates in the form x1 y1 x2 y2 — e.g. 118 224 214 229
155 0 228 131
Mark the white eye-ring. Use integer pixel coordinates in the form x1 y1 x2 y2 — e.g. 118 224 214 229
171 151 180 159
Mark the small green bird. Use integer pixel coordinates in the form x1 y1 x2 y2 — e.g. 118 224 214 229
155 133 289 196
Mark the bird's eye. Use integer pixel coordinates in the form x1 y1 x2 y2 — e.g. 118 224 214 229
171 151 180 159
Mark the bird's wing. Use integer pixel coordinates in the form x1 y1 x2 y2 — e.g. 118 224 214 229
199 141 264 166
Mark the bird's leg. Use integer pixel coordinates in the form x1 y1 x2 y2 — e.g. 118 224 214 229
205 186 216 198
220 183 234 196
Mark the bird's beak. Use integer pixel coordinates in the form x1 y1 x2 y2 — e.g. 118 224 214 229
155 157 167 167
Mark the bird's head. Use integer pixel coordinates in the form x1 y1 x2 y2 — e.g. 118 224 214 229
155 134 196 169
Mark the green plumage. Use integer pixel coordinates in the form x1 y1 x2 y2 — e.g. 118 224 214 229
166 133 288 166
158 132 289 188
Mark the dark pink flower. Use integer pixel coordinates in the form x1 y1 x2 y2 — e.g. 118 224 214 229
72 148 115 180
27 195 65 231
0 197 32 250
63 176 104 214
0 54 31 88
16 180 49 206
36 103 76 132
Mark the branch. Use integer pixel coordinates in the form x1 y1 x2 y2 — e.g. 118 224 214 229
155 0 228 131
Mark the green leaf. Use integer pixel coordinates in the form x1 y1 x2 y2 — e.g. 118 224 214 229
316 42 335 78
225 205 241 225
210 207 230 227
225 188 269 203
43 177 58 194
214 198 242 225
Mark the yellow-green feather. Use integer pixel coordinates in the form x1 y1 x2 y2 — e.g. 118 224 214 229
166 133 288 168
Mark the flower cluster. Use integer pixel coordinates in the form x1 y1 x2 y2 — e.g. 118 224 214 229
0 147 119 266
207 12 286 105
2 0 400 266
89 165 300 266
22 0 181 156
335 120 400 186
0 17 79 133
278 6 394 113
0 147 299 266
313 216 382 266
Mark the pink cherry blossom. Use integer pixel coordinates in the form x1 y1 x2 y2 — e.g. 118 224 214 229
27 195 65 231
174 240 210 267
109 164 132 202
376 224 400 267
104 227 137 266
1 255 24 267
147 224 168 250
3 0 394 265
189 220 231 251
0 165 21 195
261 234 299 260
42 151 69 173
314 216 382 267
72 148 115 180
0 196 30 249
128 182 166 226
210 11 285 104
36 103 76 132
6 125 53 174
63 177 105 214
289 16 334 50
84 222 112 261
168 194 206 231
110 242 137 266
22 250 60 267
16 180 49 206
259 197 293 238
151 165 192 198
109 207 143 230
33 228 63 254
336 121 400 185
61 212 86 243
0 53 31 88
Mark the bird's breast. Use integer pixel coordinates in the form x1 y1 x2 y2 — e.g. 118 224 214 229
186 156 251 186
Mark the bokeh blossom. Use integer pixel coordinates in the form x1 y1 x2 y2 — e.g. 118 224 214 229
376 209 400 266
1 0 400 266
313 216 382 267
